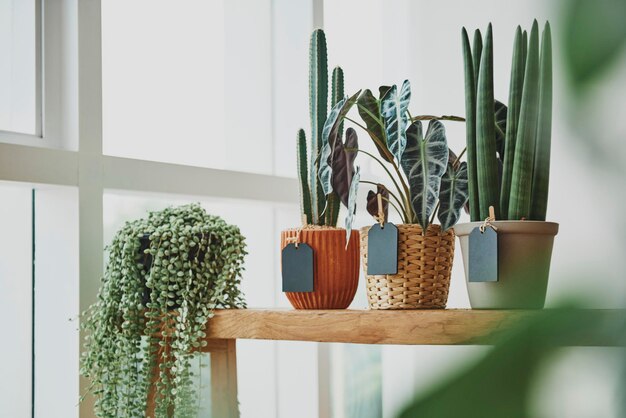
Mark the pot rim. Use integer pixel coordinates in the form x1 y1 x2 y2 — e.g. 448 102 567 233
454 220 559 236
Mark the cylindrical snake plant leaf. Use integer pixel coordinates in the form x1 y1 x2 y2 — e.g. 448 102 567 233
309 29 328 224
473 29 483 88
501 26 526 217
381 80 411 164
357 89 392 162
331 66 345 141
401 120 449 230
438 161 469 231
297 129 313 224
476 23 501 220
530 22 552 221
509 20 540 220
462 28 480 221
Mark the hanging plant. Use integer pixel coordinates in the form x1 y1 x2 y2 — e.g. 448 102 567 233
80 203 247 417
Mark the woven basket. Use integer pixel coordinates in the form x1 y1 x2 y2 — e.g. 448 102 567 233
360 224 455 309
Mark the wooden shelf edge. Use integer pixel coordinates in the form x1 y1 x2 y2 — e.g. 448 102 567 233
204 308 624 346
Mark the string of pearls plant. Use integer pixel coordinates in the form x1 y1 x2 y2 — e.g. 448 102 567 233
80 203 247 417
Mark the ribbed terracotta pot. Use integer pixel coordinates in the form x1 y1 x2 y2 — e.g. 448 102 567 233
454 221 559 309
281 228 360 309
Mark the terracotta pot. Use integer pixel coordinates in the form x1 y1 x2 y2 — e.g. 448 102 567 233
361 224 455 309
454 221 559 309
281 228 360 309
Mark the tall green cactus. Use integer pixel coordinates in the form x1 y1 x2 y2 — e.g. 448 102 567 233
324 66 345 226
463 20 552 222
309 29 328 224
297 29 345 226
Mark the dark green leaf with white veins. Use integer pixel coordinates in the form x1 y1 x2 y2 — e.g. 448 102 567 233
357 89 392 162
331 127 359 207
401 120 449 230
318 91 361 197
381 80 411 163
438 161 469 231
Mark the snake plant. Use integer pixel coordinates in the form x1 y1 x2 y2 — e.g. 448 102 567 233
463 20 552 221
297 29 350 227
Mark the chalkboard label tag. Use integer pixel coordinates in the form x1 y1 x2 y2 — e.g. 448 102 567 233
282 243 314 292
367 222 398 275
468 227 498 282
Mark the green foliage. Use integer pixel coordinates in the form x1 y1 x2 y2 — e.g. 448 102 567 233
461 28 480 221
563 0 626 89
476 24 501 220
401 120 449 230
308 29 328 224
352 82 467 230
297 129 313 224
463 21 552 221
297 29 349 227
397 307 624 418
438 161 469 231
80 204 246 417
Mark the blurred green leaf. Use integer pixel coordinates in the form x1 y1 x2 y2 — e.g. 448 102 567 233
563 0 626 89
397 308 625 418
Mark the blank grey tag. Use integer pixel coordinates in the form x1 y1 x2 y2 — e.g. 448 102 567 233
282 243 314 292
367 222 398 275
469 227 498 282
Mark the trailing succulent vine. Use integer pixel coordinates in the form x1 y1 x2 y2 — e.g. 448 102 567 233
80 204 246 417
462 20 552 221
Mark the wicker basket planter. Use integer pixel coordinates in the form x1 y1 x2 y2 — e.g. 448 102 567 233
281 227 360 309
360 224 455 309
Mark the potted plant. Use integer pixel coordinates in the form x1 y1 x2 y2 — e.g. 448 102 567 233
80 204 247 417
348 80 468 309
455 21 557 309
282 29 361 309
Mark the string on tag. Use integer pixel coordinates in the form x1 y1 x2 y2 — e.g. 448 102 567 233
373 193 385 227
285 228 302 248
479 205 499 233
285 214 307 249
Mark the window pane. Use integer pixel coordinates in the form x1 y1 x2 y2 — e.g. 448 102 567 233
102 0 273 174
0 185 33 417
33 187 79 418
0 0 37 134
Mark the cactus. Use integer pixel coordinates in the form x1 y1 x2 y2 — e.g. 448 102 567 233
297 29 346 226
463 20 552 222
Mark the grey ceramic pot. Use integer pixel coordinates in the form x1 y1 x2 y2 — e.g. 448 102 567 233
454 221 559 309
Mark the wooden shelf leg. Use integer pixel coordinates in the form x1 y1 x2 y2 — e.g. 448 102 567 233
209 338 239 418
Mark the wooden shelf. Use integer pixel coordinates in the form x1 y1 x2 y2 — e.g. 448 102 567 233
205 308 622 346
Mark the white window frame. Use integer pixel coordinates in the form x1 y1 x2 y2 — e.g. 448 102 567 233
0 1 302 417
